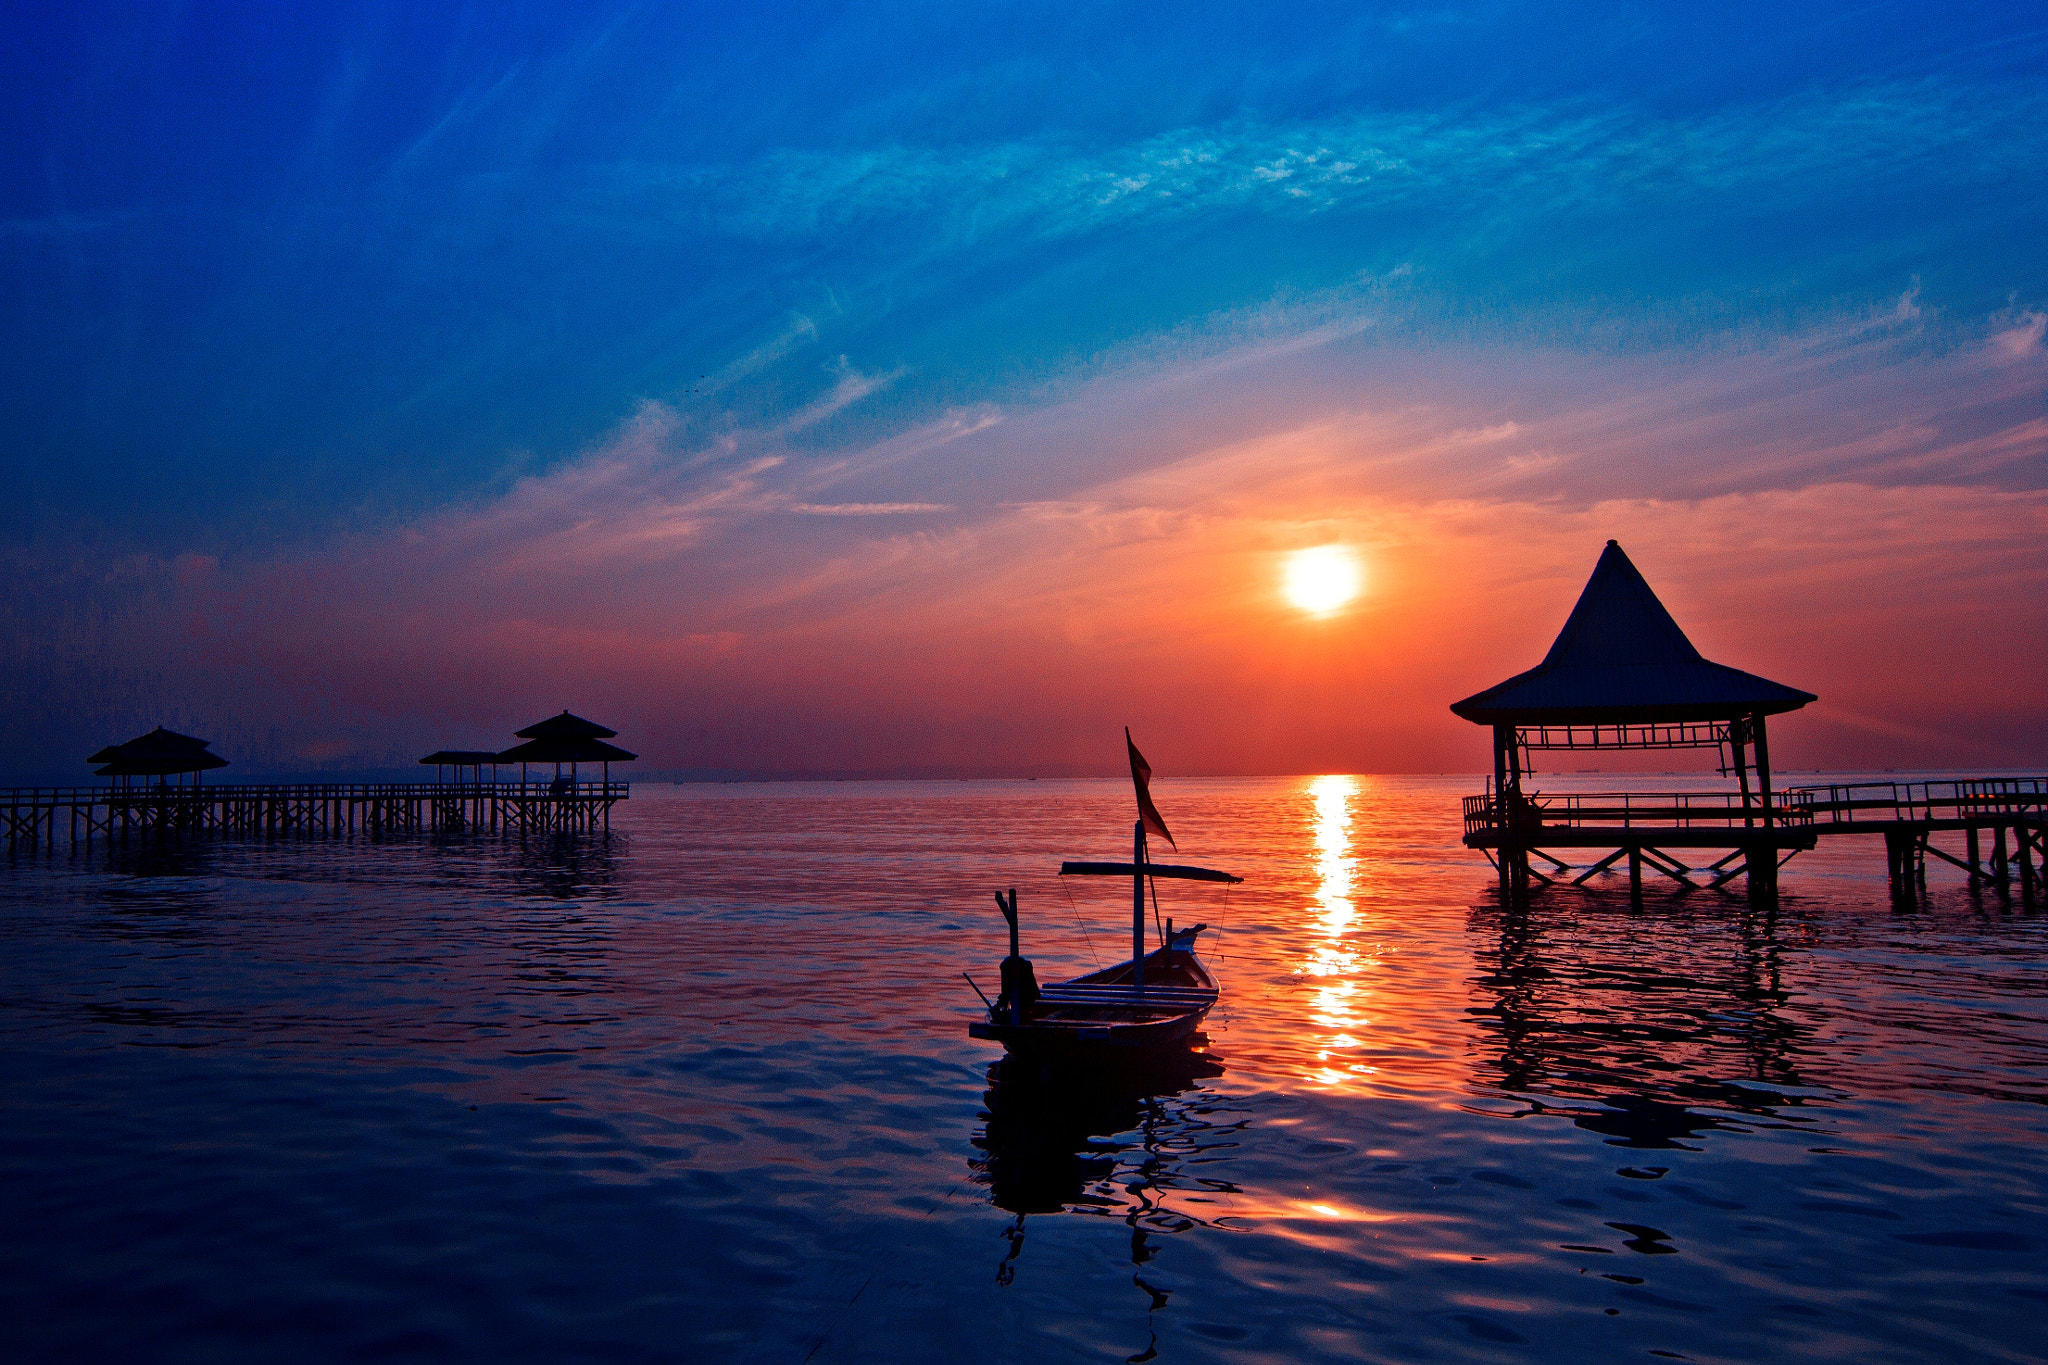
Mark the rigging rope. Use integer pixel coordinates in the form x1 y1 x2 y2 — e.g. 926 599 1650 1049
1061 875 1102 970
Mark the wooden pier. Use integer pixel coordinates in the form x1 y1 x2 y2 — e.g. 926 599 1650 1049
1791 777 2045 896
1449 541 2039 902
1 780 628 850
1462 776 2046 897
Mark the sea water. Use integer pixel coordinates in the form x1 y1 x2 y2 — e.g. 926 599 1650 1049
3 775 2045 1363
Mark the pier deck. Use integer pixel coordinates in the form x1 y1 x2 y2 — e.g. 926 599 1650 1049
2 780 628 849
1462 776 2046 895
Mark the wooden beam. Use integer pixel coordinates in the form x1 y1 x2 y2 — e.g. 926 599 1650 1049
1706 856 1750 891
1637 847 1699 889
1571 847 1629 885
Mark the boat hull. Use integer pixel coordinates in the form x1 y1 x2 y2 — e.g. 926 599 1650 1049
970 931 1217 1057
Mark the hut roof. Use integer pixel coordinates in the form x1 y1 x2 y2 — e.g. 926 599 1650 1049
498 737 637 764
1450 541 1817 725
419 750 503 766
90 726 231 776
513 710 618 741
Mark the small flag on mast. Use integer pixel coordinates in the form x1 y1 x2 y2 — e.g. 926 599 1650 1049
1126 727 1176 850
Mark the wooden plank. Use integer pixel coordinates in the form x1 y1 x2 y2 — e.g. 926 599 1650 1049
1060 861 1243 883
1039 985 1215 999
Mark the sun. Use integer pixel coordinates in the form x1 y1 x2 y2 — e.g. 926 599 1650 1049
1283 545 1363 615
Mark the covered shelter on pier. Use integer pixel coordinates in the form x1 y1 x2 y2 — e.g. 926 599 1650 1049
1450 540 1817 900
89 727 229 788
498 711 636 787
419 750 501 784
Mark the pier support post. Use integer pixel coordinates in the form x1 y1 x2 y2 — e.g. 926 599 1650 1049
1745 845 1778 904
1884 832 1911 897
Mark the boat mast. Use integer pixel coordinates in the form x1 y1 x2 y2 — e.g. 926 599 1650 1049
1132 819 1146 989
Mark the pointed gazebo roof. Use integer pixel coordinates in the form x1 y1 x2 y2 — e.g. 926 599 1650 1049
498 736 637 764
1450 541 1816 725
513 710 618 741
89 726 230 777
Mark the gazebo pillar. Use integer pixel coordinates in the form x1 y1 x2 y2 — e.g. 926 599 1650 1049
1729 715 1754 828
1753 712 1774 827
1747 711 1779 902
1492 724 1518 897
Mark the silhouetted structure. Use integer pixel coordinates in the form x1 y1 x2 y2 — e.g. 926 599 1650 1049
1452 541 2046 901
0 716 633 849
89 727 229 786
419 750 501 782
1453 541 1816 901
497 710 637 788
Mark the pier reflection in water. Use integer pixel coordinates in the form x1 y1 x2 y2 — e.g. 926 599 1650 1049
1469 895 1822 1149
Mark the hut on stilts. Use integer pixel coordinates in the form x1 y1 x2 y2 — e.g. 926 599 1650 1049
1452 541 1818 902
90 726 231 788
497 711 637 789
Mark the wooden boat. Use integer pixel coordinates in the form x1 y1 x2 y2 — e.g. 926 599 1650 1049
969 916 1225 1054
967 768 1243 1057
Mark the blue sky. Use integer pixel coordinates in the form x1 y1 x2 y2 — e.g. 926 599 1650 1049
4 3 2045 776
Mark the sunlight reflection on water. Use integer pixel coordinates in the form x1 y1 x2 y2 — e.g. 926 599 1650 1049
1301 774 1375 1091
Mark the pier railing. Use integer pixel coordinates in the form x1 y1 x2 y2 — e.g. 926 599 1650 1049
3 780 630 848
1782 778 2048 828
5 780 629 802
1464 777 2048 839
1462 788 1813 839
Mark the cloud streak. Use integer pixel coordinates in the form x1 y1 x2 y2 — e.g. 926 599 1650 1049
8 300 2041 777
615 78 2048 248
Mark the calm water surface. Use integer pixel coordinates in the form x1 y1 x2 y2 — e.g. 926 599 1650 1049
4 776 2047 1362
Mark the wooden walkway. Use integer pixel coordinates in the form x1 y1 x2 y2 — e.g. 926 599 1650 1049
2 781 628 850
1463 776 2046 897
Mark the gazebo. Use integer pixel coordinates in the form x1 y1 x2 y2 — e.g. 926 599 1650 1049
1451 541 1817 900
89 727 229 789
498 711 636 789
418 750 501 784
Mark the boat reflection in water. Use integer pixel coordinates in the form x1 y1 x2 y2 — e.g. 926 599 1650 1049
970 1047 1244 1355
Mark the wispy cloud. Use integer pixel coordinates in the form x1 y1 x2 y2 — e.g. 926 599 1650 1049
1993 311 2047 358
611 78 2048 247
788 502 953 515
8 296 2044 776
779 357 906 432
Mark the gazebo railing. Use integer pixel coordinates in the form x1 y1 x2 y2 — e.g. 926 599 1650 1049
1463 787 1812 838
1514 722 1738 751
